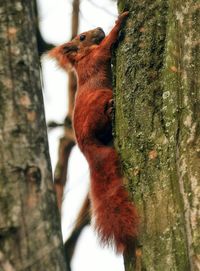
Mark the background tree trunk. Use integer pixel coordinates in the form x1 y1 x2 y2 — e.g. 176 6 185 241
53 0 79 211
115 1 200 270
0 1 68 270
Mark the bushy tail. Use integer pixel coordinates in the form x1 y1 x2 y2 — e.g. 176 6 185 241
86 145 139 253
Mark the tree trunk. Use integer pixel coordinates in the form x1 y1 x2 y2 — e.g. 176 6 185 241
0 1 68 270
115 1 200 270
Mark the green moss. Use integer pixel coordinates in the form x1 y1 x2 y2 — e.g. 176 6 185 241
0 82 6 120
117 0 125 13
114 0 199 270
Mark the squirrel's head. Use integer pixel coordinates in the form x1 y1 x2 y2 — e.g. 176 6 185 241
48 27 105 70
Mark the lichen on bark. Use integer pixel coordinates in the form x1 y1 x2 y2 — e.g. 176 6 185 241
115 0 200 270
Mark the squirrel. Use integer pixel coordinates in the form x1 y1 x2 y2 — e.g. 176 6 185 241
49 12 139 254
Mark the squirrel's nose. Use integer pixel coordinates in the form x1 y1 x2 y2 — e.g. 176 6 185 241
97 27 104 32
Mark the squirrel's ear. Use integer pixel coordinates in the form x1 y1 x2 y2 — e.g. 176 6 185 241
48 46 61 59
48 44 76 70
62 44 78 54
48 43 78 59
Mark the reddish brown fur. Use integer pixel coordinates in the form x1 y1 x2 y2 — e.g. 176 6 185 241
49 12 139 253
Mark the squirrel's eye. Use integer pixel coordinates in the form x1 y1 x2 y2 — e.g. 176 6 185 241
79 34 86 41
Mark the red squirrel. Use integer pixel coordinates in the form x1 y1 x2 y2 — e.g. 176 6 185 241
49 12 139 254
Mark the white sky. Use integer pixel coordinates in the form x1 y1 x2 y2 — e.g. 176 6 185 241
37 0 124 270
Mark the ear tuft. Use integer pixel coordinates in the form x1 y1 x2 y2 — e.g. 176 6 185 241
48 46 60 59
47 43 77 70
62 44 78 54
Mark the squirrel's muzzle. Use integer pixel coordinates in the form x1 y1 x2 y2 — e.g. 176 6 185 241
92 27 105 44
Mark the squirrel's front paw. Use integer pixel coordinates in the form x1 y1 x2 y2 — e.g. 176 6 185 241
116 11 129 24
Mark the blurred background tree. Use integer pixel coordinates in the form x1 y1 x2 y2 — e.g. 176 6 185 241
0 0 68 270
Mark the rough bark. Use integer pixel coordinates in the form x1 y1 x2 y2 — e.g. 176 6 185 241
0 1 68 270
114 1 200 270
